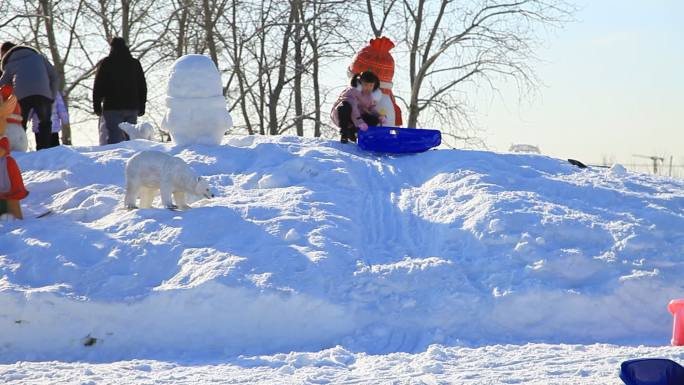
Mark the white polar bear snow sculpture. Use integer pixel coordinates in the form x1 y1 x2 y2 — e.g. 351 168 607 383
124 150 214 210
119 121 156 141
162 55 233 146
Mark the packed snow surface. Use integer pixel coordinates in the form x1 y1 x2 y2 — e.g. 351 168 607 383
3 344 684 384
2 135 684 366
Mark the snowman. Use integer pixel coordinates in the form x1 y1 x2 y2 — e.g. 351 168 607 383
162 55 233 145
348 36 402 127
0 85 27 152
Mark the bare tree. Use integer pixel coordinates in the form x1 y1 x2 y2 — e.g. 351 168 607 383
221 0 256 134
365 0 397 37
267 3 297 135
363 0 573 146
292 0 305 136
4 0 574 146
168 0 194 58
228 0 296 136
299 0 355 137
2 0 92 145
199 0 230 66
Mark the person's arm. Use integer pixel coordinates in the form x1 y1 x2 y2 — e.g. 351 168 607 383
0 64 13 87
30 109 39 133
137 60 147 116
55 92 69 125
43 57 60 100
92 60 106 115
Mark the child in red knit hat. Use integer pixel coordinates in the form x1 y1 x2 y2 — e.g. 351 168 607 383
330 71 385 144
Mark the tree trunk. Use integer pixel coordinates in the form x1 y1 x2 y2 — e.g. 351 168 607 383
231 0 253 134
39 0 73 144
202 0 219 66
293 0 304 136
267 5 295 135
175 0 191 58
121 0 130 42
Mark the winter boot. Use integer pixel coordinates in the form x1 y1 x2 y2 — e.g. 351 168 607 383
348 126 358 143
339 128 349 143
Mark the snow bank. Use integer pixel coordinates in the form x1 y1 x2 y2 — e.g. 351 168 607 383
1 136 683 361
2 344 678 384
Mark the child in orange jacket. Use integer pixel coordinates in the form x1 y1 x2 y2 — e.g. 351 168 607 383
0 92 29 220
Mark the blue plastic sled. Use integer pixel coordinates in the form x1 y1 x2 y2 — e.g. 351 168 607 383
619 358 684 385
357 126 441 154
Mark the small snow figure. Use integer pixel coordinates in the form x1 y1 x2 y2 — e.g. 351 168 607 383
0 93 29 219
0 85 27 152
162 55 233 146
119 121 156 141
124 150 214 210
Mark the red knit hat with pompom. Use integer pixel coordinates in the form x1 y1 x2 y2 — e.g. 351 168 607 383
349 37 395 85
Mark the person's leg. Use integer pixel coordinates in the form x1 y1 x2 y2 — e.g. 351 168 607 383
348 126 358 142
103 110 128 144
98 116 108 146
121 110 138 141
125 110 138 125
50 133 60 147
34 96 53 150
337 102 353 143
18 96 39 132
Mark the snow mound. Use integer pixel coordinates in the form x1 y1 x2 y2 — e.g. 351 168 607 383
2 136 684 362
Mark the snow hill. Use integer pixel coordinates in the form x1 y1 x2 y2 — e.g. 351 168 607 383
1 135 683 363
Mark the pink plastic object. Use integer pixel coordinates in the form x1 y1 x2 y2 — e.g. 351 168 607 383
668 299 684 346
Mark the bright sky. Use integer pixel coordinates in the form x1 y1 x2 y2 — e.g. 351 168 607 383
480 0 683 165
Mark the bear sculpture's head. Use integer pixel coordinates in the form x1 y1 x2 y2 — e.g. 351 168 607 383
195 177 215 199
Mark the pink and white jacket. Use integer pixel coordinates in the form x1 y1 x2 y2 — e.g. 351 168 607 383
330 87 382 127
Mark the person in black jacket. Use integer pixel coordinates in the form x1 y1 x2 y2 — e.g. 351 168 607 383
92 37 147 145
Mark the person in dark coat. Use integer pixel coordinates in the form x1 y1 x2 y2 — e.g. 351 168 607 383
0 42 60 150
92 37 147 145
